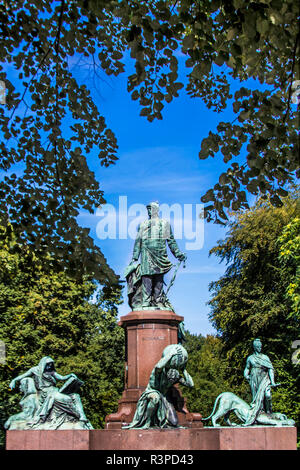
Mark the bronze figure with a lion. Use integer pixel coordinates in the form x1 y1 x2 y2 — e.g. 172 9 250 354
202 339 295 428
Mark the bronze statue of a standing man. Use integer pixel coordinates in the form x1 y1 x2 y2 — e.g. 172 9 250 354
126 202 186 310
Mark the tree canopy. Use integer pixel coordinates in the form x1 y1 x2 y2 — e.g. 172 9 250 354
0 0 299 277
180 332 236 419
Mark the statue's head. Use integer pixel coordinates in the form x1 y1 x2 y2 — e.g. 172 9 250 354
146 201 159 218
253 338 262 352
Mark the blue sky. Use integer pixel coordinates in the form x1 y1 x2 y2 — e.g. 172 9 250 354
72 54 241 336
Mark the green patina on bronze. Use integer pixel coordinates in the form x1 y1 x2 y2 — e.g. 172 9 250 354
125 202 186 310
202 339 295 427
243 338 277 424
5 356 93 430
123 344 194 429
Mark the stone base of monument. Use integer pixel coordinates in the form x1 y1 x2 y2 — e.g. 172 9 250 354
6 426 297 450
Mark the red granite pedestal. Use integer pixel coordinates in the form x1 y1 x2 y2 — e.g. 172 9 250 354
6 426 297 450
105 309 202 429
